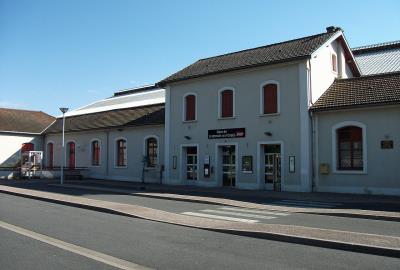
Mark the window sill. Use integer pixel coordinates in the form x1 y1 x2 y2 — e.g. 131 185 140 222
114 166 127 169
332 169 367 175
259 113 280 117
145 166 158 170
90 165 101 168
218 116 236 120
183 120 197 123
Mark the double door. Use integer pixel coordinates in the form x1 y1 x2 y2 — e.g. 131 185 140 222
264 144 281 191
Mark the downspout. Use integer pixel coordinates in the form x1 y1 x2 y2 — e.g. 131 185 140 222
307 59 316 192
105 130 109 179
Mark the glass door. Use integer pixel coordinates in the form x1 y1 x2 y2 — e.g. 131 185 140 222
186 147 197 180
222 146 236 187
264 144 281 191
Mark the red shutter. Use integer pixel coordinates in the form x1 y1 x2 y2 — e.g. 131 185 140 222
185 95 196 121
48 143 54 168
21 143 34 152
221 90 233 118
263 84 277 114
68 142 75 169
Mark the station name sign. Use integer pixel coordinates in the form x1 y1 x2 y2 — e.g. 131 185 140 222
208 128 246 139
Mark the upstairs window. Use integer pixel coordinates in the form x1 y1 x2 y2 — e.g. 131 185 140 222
116 139 127 167
337 126 363 170
47 142 54 168
331 52 338 73
220 89 234 118
91 140 100 166
262 83 278 114
184 94 196 121
145 137 158 167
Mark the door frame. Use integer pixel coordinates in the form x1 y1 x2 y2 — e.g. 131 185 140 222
257 141 284 190
215 142 239 187
66 140 77 169
179 144 200 184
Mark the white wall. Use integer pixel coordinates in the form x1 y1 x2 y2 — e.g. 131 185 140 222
310 38 355 104
45 125 165 183
0 133 43 167
315 105 400 195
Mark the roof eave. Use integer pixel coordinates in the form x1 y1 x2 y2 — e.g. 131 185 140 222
310 101 400 112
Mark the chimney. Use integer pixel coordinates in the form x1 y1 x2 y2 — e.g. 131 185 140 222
326 26 337 33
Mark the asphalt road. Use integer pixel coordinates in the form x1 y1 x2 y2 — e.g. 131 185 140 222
1 193 399 270
7 183 400 237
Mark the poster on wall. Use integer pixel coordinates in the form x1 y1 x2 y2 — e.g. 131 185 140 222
242 155 253 173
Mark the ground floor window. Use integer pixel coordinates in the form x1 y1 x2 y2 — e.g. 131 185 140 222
91 140 100 166
116 139 127 167
145 137 158 167
337 126 363 170
47 142 54 168
67 142 75 169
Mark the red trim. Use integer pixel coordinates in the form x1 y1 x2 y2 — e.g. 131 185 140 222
68 142 75 169
48 143 54 168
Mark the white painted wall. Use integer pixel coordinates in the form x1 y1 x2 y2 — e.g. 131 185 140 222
315 105 400 195
0 133 43 167
310 37 354 104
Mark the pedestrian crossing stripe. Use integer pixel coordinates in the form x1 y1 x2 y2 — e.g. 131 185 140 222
181 212 259 223
219 207 290 216
201 209 276 220
268 199 342 208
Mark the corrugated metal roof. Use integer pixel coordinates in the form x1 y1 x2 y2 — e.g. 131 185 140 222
352 40 400 75
63 88 165 118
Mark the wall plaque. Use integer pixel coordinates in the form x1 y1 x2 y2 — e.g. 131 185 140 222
381 140 394 149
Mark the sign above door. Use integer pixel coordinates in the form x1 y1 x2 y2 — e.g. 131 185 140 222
208 128 246 139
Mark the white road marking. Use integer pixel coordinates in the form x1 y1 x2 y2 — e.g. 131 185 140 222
0 220 152 270
268 201 340 208
181 212 259 223
201 209 276 220
279 200 342 206
219 207 290 216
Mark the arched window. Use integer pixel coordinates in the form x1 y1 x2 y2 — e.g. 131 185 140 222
261 82 279 114
116 139 127 167
337 126 363 170
91 140 100 166
184 94 196 121
67 142 75 169
145 137 158 167
47 142 54 169
219 89 234 118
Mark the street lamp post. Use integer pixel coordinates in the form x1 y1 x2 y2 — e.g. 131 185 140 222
59 107 69 185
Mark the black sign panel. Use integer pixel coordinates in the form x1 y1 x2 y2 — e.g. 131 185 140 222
208 128 245 139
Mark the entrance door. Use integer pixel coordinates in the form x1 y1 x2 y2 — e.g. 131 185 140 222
186 147 198 181
222 145 236 187
264 144 281 191
67 142 75 169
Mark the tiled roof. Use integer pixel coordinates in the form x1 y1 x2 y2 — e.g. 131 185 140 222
0 108 55 134
44 104 165 134
159 29 341 84
352 41 400 75
311 71 400 111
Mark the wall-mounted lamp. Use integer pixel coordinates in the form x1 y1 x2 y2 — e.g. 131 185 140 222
184 136 191 140
264 132 272 137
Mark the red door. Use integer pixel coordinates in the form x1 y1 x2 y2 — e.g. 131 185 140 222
68 142 75 169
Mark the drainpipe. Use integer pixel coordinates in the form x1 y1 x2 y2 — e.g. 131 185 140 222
307 59 316 192
105 130 109 179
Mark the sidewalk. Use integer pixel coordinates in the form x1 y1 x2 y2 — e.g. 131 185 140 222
1 184 400 258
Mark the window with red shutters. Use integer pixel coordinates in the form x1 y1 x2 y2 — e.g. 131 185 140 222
263 84 278 114
67 142 75 169
185 94 196 121
221 89 233 118
337 126 363 170
92 140 100 166
47 143 54 168
116 139 127 167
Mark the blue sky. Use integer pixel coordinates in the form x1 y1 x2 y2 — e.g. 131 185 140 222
1 0 399 116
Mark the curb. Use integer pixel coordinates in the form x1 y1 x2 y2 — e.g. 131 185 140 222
1 189 400 258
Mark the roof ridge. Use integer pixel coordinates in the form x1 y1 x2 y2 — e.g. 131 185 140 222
198 31 334 61
352 40 400 51
335 70 400 82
